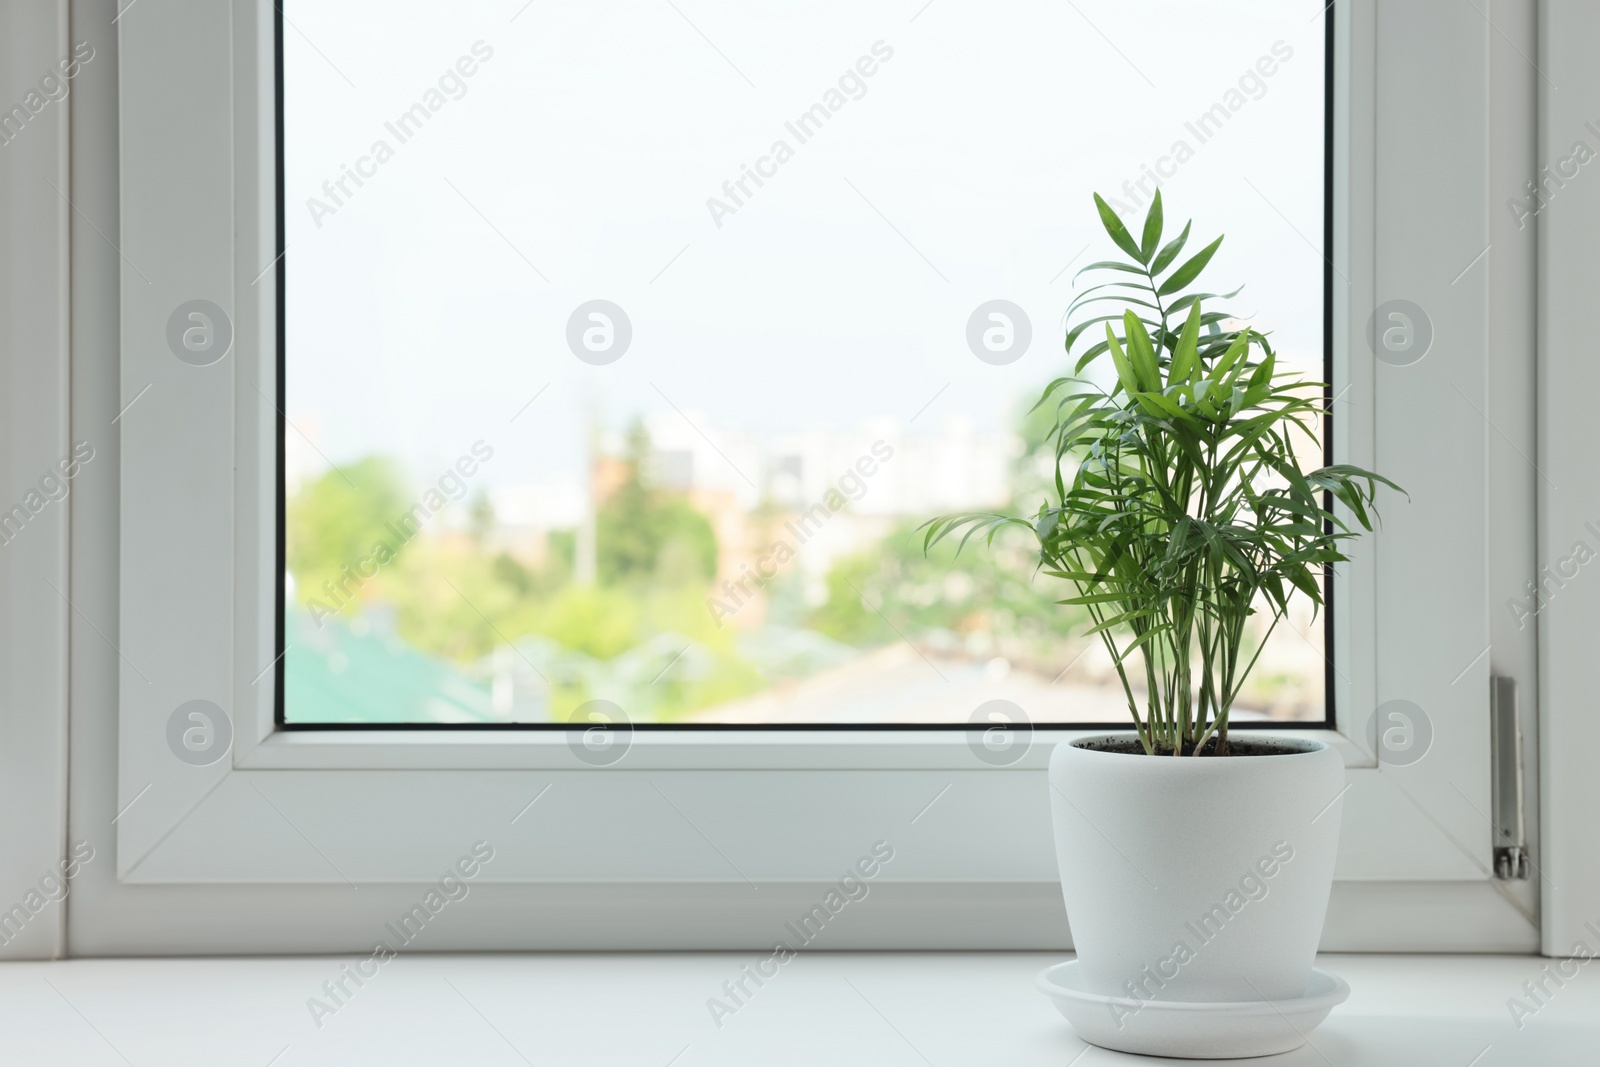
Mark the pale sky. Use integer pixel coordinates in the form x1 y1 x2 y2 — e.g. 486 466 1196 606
284 0 1327 495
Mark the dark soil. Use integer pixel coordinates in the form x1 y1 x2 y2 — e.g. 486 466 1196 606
1074 736 1313 758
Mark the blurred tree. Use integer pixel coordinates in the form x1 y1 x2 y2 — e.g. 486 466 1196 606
810 521 1089 667
526 583 641 660
490 552 534 597
467 488 495 546
382 539 504 662
597 422 717 586
547 529 576 577
286 457 411 614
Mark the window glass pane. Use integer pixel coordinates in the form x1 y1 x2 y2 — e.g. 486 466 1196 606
281 0 1329 726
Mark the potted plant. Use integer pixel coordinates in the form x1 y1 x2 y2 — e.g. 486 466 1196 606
924 192 1399 1058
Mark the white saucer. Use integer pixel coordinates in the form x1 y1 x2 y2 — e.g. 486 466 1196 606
1036 960 1349 1060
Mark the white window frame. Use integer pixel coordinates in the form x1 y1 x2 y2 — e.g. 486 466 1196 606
54 0 1561 954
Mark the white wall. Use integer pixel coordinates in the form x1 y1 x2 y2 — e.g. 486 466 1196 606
0 0 71 961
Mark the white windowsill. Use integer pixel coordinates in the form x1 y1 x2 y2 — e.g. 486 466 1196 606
5 951 1586 1064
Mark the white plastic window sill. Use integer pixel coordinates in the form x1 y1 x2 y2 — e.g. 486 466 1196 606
6 952 1584 1064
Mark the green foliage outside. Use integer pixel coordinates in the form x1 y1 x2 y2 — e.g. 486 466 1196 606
809 520 1090 671
285 424 758 723
286 456 411 610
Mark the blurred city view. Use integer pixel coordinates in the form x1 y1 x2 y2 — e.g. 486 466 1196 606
283 401 1328 725
280 0 1329 726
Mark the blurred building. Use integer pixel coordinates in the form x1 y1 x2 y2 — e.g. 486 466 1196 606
481 410 1021 619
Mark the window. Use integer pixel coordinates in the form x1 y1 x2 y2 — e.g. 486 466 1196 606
84 0 1542 955
280 0 1332 728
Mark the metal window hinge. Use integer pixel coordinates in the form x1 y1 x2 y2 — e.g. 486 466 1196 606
1490 676 1529 880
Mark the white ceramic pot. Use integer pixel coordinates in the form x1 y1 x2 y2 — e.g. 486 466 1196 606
1047 733 1344 1007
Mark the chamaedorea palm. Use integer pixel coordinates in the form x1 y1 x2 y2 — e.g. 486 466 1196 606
924 192 1399 756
